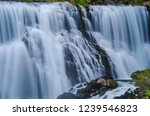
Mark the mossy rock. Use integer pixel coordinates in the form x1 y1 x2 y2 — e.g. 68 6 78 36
115 69 150 99
131 69 150 87
76 76 118 98
132 69 150 99
97 48 115 79
75 0 89 8
144 89 150 99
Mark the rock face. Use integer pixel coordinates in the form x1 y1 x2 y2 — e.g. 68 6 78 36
57 76 118 99
76 76 118 98
115 69 150 99
98 48 114 79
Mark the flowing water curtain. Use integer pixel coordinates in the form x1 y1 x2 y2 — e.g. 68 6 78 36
0 2 150 99
88 5 150 80
0 2 103 98
0 3 71 98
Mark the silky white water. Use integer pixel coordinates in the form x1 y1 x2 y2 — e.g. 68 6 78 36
91 81 137 99
0 2 149 98
87 5 150 80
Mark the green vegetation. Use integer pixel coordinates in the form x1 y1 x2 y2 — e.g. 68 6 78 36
25 0 33 2
131 69 150 86
144 89 150 98
115 69 150 99
117 0 150 5
3 0 89 7
131 69 150 99
3 0 150 6
75 0 89 7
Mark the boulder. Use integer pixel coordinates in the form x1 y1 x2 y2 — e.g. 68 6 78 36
76 76 118 98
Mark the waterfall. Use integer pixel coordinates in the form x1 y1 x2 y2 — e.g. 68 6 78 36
0 2 149 98
88 5 150 80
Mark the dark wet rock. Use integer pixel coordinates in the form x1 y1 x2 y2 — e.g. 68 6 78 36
57 92 81 99
96 46 117 79
76 76 118 98
114 88 139 99
64 46 80 85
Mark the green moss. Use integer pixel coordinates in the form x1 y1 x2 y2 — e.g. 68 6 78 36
76 77 118 99
98 87 107 95
109 80 118 88
131 69 150 86
144 89 150 99
115 69 150 99
146 1 150 5
76 0 89 8
25 0 32 2
130 69 150 99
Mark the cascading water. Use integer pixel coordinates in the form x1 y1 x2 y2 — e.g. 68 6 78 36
0 2 149 98
88 5 150 80
0 2 103 98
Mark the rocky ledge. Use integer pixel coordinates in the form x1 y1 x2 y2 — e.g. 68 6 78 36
57 76 118 99
76 76 118 98
115 69 150 99
58 69 150 99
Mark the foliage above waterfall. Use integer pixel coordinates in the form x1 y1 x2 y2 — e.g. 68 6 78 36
2 0 150 6
74 0 89 7
117 0 150 5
